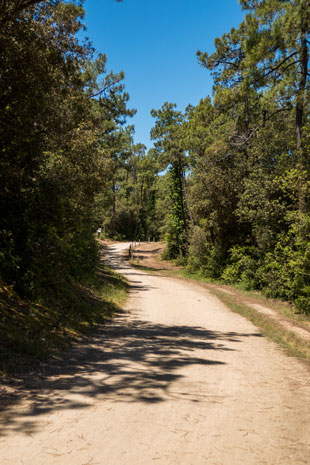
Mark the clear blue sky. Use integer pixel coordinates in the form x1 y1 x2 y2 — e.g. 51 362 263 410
81 0 244 149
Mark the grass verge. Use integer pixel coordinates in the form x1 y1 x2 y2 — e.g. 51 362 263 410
0 266 128 376
212 289 310 365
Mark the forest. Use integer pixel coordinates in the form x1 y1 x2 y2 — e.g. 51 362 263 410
1 0 310 319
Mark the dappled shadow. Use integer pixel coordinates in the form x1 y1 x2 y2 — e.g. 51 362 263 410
101 244 167 278
0 244 263 438
130 263 170 273
101 244 129 269
0 309 261 437
128 282 156 293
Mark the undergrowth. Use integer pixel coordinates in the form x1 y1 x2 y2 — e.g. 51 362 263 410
0 266 128 375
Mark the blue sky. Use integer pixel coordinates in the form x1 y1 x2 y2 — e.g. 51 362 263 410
81 0 244 149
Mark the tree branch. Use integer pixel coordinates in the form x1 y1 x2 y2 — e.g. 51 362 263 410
263 51 299 79
0 0 51 23
230 107 292 146
214 59 240 69
87 76 123 99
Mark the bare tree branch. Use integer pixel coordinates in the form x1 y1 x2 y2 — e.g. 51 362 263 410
88 76 123 99
263 51 299 79
229 107 292 147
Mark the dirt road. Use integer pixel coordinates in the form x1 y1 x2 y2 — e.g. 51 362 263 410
1 242 310 464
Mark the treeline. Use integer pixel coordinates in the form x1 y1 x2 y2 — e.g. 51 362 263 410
0 0 134 298
110 0 310 313
152 0 310 313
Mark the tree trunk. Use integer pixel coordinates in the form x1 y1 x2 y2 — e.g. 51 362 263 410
296 31 308 212
177 157 187 232
112 179 116 234
183 176 194 231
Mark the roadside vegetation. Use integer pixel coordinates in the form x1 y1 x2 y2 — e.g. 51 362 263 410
0 1 132 372
0 255 128 375
212 289 310 364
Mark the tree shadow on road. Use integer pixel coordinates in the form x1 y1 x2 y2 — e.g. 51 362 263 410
0 306 262 437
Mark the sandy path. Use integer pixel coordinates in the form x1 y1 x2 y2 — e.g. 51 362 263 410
1 242 310 465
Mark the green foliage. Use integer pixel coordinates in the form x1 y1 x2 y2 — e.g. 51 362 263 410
221 246 261 289
256 213 310 310
97 142 161 241
150 103 190 257
185 226 209 274
151 0 310 314
0 1 134 298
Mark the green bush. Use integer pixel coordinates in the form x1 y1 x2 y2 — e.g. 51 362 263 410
221 245 261 289
257 213 310 312
186 226 207 270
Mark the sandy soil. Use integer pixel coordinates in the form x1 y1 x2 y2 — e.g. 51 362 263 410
1 242 310 465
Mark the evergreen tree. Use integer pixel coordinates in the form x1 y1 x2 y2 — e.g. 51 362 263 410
150 103 189 257
0 1 133 295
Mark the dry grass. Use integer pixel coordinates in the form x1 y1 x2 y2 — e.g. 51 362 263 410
0 266 128 376
212 289 310 366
